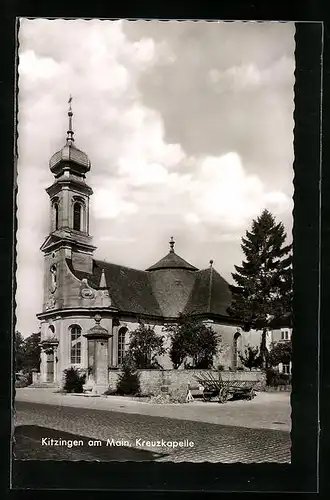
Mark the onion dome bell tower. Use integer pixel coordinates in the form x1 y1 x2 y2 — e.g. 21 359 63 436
40 97 96 291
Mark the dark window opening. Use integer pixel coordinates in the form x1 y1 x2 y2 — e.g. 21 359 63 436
73 202 82 231
233 331 241 370
48 325 55 335
54 204 59 230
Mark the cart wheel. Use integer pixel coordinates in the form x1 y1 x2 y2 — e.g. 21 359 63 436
218 389 229 403
203 395 212 402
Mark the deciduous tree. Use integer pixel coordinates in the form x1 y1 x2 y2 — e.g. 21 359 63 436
239 345 262 371
268 340 292 367
14 331 25 372
127 323 166 369
165 315 220 369
22 332 41 372
14 331 41 374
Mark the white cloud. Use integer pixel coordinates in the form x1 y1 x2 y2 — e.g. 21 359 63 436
263 190 291 211
209 55 294 92
132 38 156 64
118 160 169 186
96 149 291 234
19 50 64 80
185 213 200 225
226 64 261 88
186 152 291 229
115 103 186 170
92 184 138 219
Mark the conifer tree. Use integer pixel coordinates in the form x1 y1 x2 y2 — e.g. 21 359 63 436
227 209 292 368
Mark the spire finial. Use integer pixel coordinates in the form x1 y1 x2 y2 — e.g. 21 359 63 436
209 259 214 267
66 95 74 145
169 236 175 253
99 268 107 288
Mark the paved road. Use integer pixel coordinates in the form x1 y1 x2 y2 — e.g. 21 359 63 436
15 388 291 431
14 401 291 463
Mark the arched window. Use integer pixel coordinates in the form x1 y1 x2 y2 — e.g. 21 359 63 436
48 325 55 336
70 325 82 364
117 327 127 366
54 203 59 230
233 331 242 370
51 198 59 231
73 202 82 231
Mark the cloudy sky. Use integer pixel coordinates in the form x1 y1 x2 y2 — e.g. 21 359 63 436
16 19 295 336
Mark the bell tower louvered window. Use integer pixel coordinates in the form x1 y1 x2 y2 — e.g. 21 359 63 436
73 202 82 231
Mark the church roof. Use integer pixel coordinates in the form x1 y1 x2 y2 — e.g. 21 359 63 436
183 265 232 317
68 259 162 317
66 247 233 320
146 252 198 271
145 237 198 271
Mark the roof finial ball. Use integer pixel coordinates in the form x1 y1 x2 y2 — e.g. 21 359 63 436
209 259 214 267
169 236 175 253
94 314 102 325
66 95 74 145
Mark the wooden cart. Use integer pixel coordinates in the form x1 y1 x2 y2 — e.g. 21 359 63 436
193 372 257 404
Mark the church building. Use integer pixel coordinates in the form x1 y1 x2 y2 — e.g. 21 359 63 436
36 103 249 392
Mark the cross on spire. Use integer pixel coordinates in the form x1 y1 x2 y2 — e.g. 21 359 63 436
169 236 175 253
66 95 74 145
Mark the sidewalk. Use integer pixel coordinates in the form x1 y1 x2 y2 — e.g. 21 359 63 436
14 388 291 431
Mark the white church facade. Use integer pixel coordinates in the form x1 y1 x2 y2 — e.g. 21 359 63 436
35 103 275 392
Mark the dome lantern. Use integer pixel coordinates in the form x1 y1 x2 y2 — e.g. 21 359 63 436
146 237 198 272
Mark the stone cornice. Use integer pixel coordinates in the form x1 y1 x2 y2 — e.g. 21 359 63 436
46 178 93 197
36 306 240 326
40 232 96 253
36 306 119 320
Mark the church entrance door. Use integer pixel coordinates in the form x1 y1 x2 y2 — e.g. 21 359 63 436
46 352 54 382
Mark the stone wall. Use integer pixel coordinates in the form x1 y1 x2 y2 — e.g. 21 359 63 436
108 368 266 398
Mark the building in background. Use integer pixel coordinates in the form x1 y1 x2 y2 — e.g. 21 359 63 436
270 327 292 374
